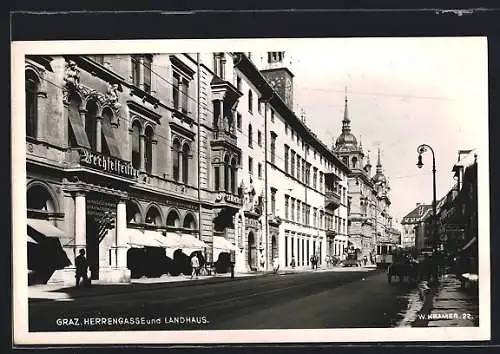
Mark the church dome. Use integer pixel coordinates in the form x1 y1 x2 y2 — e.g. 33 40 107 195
336 132 358 147
372 172 387 184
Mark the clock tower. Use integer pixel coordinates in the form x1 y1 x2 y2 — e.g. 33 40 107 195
260 51 294 109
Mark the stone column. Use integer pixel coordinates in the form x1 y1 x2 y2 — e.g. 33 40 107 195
139 134 145 172
95 116 102 153
138 56 145 91
115 199 128 268
74 192 86 254
79 108 87 130
219 100 224 131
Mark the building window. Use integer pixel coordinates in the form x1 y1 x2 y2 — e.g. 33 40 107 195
25 71 39 138
224 155 230 191
214 166 220 191
85 100 98 151
131 122 141 169
284 145 289 172
237 112 242 130
257 130 262 147
285 123 289 135
285 195 289 219
173 71 190 114
291 130 294 141
313 167 317 188
258 98 262 114
270 132 277 164
248 90 253 113
313 208 317 227
131 55 152 94
145 126 155 174
182 143 190 184
302 203 306 224
291 199 295 221
297 157 301 181
291 151 295 178
213 52 226 80
296 200 300 222
143 55 152 94
271 188 277 215
248 124 253 148
248 156 253 175
258 163 262 179
236 75 242 91
319 172 323 192
172 139 181 181
231 158 238 194
271 109 275 122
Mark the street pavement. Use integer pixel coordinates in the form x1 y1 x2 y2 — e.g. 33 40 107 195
28 268 418 331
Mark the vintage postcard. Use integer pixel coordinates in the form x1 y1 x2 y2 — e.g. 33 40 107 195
12 37 490 345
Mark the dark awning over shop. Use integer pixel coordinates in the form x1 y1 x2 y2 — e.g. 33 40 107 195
101 116 122 158
68 105 91 148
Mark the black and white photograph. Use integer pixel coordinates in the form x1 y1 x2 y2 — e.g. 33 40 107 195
12 37 489 344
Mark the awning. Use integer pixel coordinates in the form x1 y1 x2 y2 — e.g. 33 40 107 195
27 219 66 242
27 234 38 244
101 115 122 159
163 233 208 258
68 104 91 148
461 236 477 252
213 236 239 251
122 228 164 248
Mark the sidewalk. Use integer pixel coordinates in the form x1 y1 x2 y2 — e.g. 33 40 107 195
28 271 269 302
413 273 479 327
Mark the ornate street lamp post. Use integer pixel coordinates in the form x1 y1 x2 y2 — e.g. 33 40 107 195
416 144 437 254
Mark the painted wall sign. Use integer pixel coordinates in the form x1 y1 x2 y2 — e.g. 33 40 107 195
79 149 139 179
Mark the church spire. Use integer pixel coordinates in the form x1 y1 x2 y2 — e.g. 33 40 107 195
376 146 383 172
342 87 351 133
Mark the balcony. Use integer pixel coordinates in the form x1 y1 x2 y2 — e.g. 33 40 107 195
326 229 337 238
136 174 199 199
325 190 341 210
211 129 239 150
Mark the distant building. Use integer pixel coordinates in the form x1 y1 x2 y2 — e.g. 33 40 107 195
331 96 397 261
401 203 432 248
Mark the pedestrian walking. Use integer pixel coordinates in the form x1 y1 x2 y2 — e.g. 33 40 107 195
273 257 280 274
190 254 200 279
75 249 89 288
363 255 368 266
310 255 315 270
290 257 296 269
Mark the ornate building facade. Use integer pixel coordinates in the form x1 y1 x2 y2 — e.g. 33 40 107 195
331 97 397 262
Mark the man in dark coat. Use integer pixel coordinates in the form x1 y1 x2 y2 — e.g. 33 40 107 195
75 249 89 288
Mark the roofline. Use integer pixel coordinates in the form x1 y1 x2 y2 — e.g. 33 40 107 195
232 52 349 173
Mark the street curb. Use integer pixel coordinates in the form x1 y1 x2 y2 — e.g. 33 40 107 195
29 272 272 303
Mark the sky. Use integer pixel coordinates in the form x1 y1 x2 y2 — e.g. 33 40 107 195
254 37 488 224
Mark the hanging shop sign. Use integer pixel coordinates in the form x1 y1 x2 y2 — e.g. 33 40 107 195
79 149 139 180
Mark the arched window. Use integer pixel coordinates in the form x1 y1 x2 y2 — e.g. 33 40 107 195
145 205 162 225
342 157 349 167
183 213 197 229
144 126 154 174
352 156 358 169
231 157 238 194
131 121 141 169
166 210 181 228
172 139 181 181
27 184 56 213
214 163 220 191
25 71 39 138
85 100 98 151
224 155 230 191
182 143 190 184
248 124 253 148
248 90 253 113
126 202 142 224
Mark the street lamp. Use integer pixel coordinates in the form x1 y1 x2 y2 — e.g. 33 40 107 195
416 144 438 254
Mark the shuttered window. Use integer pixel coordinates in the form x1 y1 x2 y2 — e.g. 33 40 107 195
68 99 90 148
101 109 122 158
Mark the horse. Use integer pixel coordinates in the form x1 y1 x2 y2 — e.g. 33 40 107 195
387 261 419 284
